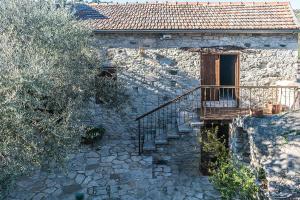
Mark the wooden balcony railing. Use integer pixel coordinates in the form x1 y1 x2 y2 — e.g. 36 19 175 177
201 85 299 120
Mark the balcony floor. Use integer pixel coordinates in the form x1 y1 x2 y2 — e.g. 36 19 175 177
202 107 250 120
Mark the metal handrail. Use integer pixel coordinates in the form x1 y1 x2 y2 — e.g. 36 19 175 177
136 85 299 154
135 85 201 121
136 85 299 121
200 85 298 88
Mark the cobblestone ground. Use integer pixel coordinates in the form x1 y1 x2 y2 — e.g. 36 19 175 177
8 126 220 200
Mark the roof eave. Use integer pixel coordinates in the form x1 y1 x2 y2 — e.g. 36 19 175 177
93 29 300 34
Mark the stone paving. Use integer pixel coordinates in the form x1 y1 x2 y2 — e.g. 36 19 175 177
8 120 220 200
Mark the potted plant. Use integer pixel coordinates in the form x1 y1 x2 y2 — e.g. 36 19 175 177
81 125 105 145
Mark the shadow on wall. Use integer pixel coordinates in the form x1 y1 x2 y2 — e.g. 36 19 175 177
100 47 201 117
73 4 108 20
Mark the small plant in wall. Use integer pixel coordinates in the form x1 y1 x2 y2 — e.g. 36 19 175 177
75 193 85 200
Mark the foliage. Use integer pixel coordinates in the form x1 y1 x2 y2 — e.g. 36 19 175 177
257 167 266 181
85 125 105 139
81 125 105 145
210 159 259 200
200 127 228 174
201 128 258 200
295 10 300 19
201 127 228 164
55 0 85 7
95 75 130 110
0 0 124 197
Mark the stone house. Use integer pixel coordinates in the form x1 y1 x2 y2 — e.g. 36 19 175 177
77 2 300 154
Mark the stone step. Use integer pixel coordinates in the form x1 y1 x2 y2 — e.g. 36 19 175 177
165 123 180 139
143 139 156 152
177 111 194 133
155 129 168 145
166 128 180 139
143 129 156 152
178 123 193 133
190 121 204 128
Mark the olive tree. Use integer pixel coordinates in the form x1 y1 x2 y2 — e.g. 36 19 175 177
0 0 105 195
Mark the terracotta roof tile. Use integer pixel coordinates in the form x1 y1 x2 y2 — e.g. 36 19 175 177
75 2 300 31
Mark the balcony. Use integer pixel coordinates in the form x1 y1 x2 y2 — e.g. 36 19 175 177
200 85 299 120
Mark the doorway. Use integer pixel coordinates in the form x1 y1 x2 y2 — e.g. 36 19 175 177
201 53 239 103
220 55 237 99
220 55 236 86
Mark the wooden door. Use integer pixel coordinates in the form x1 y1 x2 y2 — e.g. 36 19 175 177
201 54 220 101
235 55 240 106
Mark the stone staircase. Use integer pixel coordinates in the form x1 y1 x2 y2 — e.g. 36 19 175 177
136 107 205 179
142 109 203 154
136 86 202 155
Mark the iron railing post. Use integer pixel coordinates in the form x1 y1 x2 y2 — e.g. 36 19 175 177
138 120 141 155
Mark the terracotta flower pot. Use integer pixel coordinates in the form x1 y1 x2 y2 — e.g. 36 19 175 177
251 108 264 117
263 103 273 115
272 104 282 114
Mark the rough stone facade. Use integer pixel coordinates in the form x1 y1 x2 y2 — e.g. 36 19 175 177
229 117 251 164
229 112 300 199
7 33 299 200
95 32 299 117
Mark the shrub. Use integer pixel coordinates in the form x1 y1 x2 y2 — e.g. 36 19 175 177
81 126 105 145
200 127 228 174
201 127 259 200
0 0 126 197
210 159 259 200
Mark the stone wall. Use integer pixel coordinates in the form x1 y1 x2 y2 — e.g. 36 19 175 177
229 117 270 199
229 117 250 163
94 32 298 119
230 112 300 199
297 60 300 82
